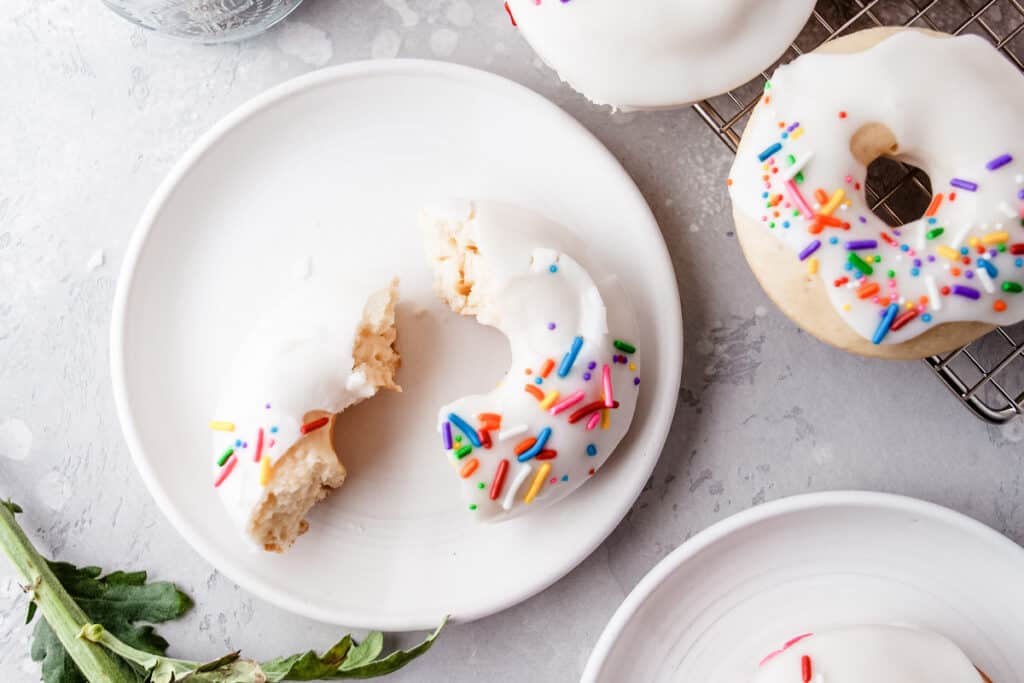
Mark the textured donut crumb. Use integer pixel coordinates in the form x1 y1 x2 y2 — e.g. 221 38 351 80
249 280 400 553
422 206 497 321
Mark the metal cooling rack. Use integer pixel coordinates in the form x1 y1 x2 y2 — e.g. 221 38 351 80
694 0 1024 424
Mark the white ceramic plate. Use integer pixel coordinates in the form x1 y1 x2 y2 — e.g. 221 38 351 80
110 60 682 630
583 491 1024 682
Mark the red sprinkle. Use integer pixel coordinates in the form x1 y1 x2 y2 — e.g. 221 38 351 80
802 655 812 682
300 416 330 434
214 457 237 487
480 429 493 450
535 449 558 460
940 286 951 296
1010 243 1024 255
833 276 849 287
838 111 847 119
504 1 516 25
880 232 897 246
568 399 620 424
490 459 509 500
891 308 919 331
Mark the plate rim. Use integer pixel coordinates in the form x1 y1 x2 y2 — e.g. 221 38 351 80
109 58 684 630
581 490 1024 681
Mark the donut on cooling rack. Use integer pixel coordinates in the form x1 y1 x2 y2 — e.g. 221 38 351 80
727 27 1024 359
753 625 992 682
502 0 816 110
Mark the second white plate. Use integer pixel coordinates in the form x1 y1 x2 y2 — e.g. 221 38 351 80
111 60 682 630
584 491 1024 682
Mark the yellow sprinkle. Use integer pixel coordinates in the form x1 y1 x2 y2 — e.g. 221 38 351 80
792 128 804 140
820 189 845 216
968 237 980 248
538 390 560 411
936 245 960 261
260 456 272 486
807 257 819 275
628 362 636 371
523 463 551 504
601 407 611 430
842 303 851 312
906 301 915 309
208 420 235 432
982 231 1010 245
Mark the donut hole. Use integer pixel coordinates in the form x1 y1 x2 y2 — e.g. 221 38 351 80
851 122 933 227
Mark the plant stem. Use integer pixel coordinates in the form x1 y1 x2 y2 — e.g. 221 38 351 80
0 503 137 683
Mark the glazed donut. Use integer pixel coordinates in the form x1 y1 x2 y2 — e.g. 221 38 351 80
422 201 641 521
754 626 990 682
209 275 400 551
504 0 816 110
728 28 1024 359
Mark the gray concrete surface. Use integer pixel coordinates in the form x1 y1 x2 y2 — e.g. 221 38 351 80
1 1 1023 681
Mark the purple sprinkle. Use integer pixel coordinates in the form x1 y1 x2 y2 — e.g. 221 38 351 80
583 372 592 381
913 259 922 267
927 255 936 263
965 270 974 279
846 239 878 250
633 377 641 386
442 421 453 450
950 178 978 192
1018 189 1024 200
787 121 800 132
952 284 981 300
265 403 271 409
798 240 821 261
547 322 556 330
242 441 248 448
986 154 1013 171
858 216 868 223
587 361 597 370
990 249 999 258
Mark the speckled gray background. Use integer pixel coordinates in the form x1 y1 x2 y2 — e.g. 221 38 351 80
2 1 1023 681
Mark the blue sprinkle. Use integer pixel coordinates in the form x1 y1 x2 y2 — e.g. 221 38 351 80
922 313 933 323
960 247 970 256
758 142 782 162
782 221 790 228
872 303 900 344
910 267 920 276
900 244 910 252
977 258 998 278
234 439 242 447
829 236 839 245
557 336 584 377
448 412 482 447
561 475 569 482
534 377 543 385
518 427 551 462
549 264 558 273
1016 258 1023 268
270 426 278 434
762 191 770 198
928 217 937 225
586 444 597 456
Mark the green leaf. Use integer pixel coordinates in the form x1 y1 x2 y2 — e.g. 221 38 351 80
328 618 447 680
29 561 192 683
260 635 353 681
3 499 23 514
338 632 383 671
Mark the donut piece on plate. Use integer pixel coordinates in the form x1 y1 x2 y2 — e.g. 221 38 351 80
209 276 400 552
754 625 990 682
728 28 1024 358
504 0 816 110
422 200 641 521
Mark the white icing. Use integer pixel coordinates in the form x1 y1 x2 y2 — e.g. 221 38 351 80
730 31 1024 344
754 626 983 682
210 273 384 546
506 0 816 109
423 201 640 521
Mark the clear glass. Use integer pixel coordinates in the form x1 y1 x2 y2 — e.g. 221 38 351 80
101 0 304 43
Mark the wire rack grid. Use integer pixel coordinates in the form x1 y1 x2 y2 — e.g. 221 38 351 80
694 0 1024 424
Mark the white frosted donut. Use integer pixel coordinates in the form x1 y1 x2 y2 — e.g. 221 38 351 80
754 626 988 682
422 201 641 521
504 0 815 110
729 29 1024 358
209 274 399 551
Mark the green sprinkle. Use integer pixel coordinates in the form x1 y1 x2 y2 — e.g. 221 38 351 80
786 154 796 165
455 445 473 459
769 222 776 228
469 504 478 511
848 252 873 276
764 81 772 91
999 243 1008 252
795 171 805 184
1002 281 1023 293
478 482 486 489
454 435 462 443
792 210 800 217
217 448 234 467
926 227 944 240
887 270 896 278
872 255 881 263
613 340 636 354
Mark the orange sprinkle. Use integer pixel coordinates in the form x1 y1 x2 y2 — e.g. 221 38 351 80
459 458 479 478
995 300 1008 312
814 189 829 205
924 193 944 217
857 282 880 299
951 267 961 277
878 297 891 307
763 95 771 104
838 111 848 118
478 413 502 429
514 437 537 456
524 384 544 400
726 178 733 187
540 358 555 378
919 295 929 306
778 122 786 128
524 368 532 375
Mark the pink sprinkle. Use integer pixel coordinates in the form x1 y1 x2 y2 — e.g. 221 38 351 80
254 427 264 462
586 412 601 430
214 457 237 487
758 633 813 667
268 439 276 448
602 364 614 408
549 390 585 416
785 180 814 219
